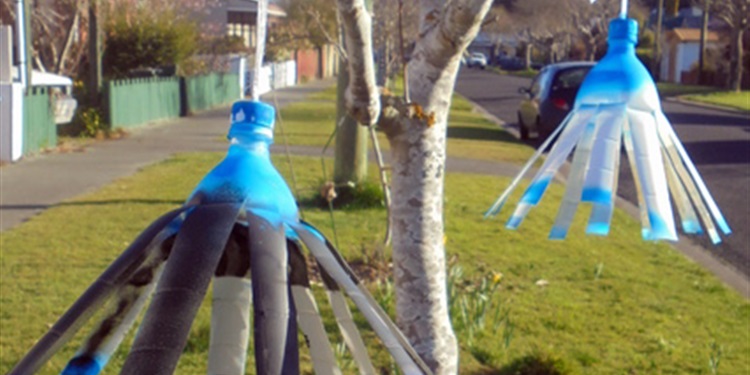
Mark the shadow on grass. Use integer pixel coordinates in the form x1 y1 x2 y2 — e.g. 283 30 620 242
61 199 184 206
465 352 573 375
448 126 523 144
1 199 185 211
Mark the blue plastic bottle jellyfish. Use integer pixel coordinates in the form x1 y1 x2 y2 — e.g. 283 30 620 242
14 100 431 375
486 9 730 244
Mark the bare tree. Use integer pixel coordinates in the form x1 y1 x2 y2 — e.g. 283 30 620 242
0 0 87 76
334 0 492 373
372 0 419 84
566 0 621 61
481 5 521 61
274 0 338 49
714 0 748 91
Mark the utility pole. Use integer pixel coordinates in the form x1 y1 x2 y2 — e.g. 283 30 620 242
698 0 709 85
333 1 372 190
88 0 102 106
652 0 664 80
15 0 31 90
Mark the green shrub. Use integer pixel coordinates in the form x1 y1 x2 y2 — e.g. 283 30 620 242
103 9 198 78
304 180 385 210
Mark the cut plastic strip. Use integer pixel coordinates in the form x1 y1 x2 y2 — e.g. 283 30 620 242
658 112 731 236
291 286 343 375
518 106 597 206
627 109 677 241
504 106 597 228
549 118 598 239
318 265 377 375
661 147 702 234
654 114 720 242
485 110 576 217
326 291 377 375
585 110 624 235
9 207 188 375
293 222 431 375
622 117 652 240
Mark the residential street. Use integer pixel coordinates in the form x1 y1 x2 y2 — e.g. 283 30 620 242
455 68 750 278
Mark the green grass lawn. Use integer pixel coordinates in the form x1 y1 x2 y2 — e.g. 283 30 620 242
282 87 535 165
682 91 750 112
1 153 747 374
655 82 718 97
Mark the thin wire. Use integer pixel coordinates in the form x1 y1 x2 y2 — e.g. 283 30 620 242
320 119 343 249
369 125 392 246
272 90 304 220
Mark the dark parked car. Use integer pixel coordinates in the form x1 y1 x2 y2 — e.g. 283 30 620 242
496 56 525 71
517 61 595 140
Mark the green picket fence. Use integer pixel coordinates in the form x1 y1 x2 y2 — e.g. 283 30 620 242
106 77 181 128
23 87 56 155
105 73 239 129
184 73 240 113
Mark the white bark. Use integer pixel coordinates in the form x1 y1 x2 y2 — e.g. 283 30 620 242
335 0 381 125
336 0 492 373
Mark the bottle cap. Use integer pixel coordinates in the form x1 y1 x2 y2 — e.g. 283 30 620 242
228 100 276 140
608 18 638 45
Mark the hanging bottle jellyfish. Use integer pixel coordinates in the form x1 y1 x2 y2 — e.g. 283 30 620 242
486 15 730 244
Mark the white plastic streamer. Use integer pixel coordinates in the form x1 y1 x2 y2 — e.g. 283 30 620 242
208 277 253 375
549 119 597 240
291 286 343 375
582 105 625 235
252 0 268 101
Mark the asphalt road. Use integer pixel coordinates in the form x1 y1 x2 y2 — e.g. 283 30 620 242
455 68 750 278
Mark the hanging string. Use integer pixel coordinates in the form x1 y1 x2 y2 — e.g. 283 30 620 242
320 119 343 250
272 90 305 220
369 126 392 246
252 0 269 101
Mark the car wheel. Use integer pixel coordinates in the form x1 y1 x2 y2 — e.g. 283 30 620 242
518 113 529 140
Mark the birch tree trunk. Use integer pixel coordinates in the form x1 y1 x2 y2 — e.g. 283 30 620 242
335 0 492 373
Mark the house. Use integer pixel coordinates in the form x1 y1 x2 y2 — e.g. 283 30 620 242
660 28 719 84
200 1 337 85
202 0 287 49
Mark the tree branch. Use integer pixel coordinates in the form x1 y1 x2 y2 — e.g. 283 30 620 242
56 10 80 73
417 0 493 72
336 0 380 126
307 7 348 61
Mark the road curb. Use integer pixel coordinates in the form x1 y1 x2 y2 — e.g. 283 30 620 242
460 94 750 299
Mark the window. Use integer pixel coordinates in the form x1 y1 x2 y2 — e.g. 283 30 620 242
227 11 256 48
552 68 591 92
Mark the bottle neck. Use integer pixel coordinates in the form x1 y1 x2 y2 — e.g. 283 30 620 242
229 135 272 155
607 40 636 55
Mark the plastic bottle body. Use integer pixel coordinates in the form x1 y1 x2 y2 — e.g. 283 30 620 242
187 101 298 226
575 18 660 112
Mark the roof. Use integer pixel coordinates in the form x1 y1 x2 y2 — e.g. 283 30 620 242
12 68 74 86
544 61 596 71
667 28 719 43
